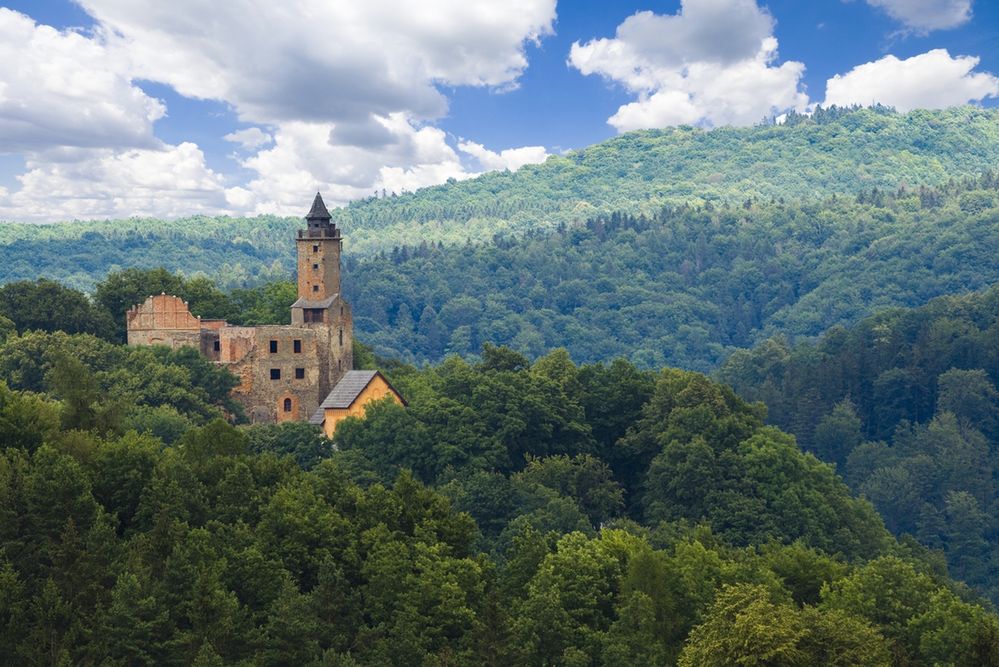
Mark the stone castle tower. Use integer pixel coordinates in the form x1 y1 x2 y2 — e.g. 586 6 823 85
126 192 353 423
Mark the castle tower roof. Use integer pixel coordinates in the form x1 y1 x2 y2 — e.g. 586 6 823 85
306 192 332 222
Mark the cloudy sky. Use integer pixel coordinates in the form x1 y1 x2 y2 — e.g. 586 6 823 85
0 0 996 222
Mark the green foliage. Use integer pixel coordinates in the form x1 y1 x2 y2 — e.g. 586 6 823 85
341 171 999 370
0 331 239 429
0 279 114 339
0 307 996 664
720 284 999 603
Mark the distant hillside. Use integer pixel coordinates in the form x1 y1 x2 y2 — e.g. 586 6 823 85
345 173 999 370
2 106 999 290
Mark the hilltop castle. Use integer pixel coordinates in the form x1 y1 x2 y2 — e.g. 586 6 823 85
126 193 354 423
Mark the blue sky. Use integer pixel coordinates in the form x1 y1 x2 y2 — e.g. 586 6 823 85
0 0 996 221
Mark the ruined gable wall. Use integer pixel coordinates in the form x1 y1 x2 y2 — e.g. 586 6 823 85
126 294 205 349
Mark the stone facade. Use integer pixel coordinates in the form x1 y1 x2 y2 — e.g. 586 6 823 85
125 193 353 424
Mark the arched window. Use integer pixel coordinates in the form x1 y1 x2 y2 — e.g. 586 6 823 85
283 398 292 412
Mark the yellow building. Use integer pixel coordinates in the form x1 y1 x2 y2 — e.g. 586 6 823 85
309 370 406 438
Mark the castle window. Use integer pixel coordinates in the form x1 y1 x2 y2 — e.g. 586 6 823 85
312 263 319 270
295 367 305 379
339 328 343 346
213 340 220 352
304 308 324 323
283 398 292 412
312 244 319 252
269 340 278 353
293 339 302 353
270 369 281 380
312 285 319 293
338 359 342 371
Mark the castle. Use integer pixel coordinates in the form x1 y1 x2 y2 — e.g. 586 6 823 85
126 193 354 423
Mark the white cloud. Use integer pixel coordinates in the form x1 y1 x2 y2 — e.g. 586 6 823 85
228 115 469 215
223 127 273 150
0 2 557 220
866 0 972 32
0 143 228 222
0 8 164 151
824 49 999 111
79 0 556 125
457 141 549 172
569 1 808 131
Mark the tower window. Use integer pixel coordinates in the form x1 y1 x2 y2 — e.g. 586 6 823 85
283 398 292 412
270 369 281 380
312 263 319 270
213 340 220 352
339 328 343 346
295 367 305 379
293 339 302 353
312 285 319 293
312 244 319 252
269 340 278 353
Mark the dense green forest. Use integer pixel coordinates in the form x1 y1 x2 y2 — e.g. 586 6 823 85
3 106 999 291
718 284 999 605
2 167 997 374
343 173 999 369
1 324 998 664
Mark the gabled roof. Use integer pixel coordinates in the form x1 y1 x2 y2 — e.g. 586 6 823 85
318 370 407 410
308 407 326 425
306 192 332 221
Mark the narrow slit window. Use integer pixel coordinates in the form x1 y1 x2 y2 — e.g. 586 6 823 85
339 328 343 346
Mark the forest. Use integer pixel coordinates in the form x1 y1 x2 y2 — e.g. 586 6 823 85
718 283 999 606
2 104 999 664
2 106 999 291
2 167 996 374
1 321 998 664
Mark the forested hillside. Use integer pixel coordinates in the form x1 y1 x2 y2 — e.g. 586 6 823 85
3 169 998 372
718 285 999 604
1 326 998 664
3 106 999 291
344 173 999 369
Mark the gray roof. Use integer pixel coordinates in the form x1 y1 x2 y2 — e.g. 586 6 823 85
308 407 325 425
306 192 332 221
290 294 339 310
319 370 380 409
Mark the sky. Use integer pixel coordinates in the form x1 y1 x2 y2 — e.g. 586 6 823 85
0 0 996 222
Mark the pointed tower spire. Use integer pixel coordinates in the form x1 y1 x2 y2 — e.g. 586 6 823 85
306 191 332 222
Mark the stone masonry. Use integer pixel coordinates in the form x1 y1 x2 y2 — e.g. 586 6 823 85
126 193 353 423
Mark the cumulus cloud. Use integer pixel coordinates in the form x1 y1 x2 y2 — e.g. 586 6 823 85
78 0 556 125
0 143 228 222
866 0 972 32
0 8 164 151
569 0 808 131
227 115 468 215
63 0 557 215
824 49 999 111
0 2 557 220
457 141 549 172
223 128 273 150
